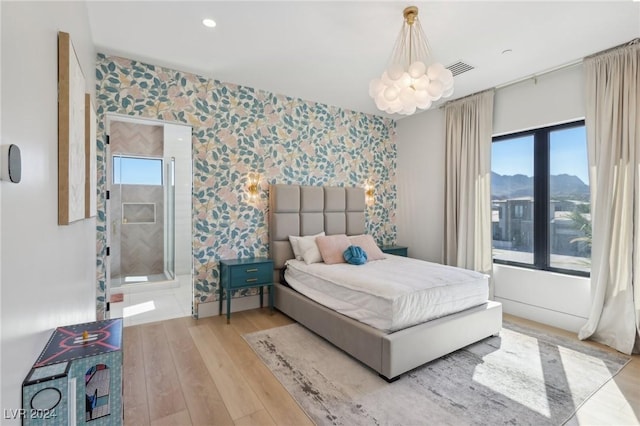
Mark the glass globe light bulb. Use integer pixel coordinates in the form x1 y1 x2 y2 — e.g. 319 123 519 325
408 61 426 79
427 63 446 81
387 63 404 81
384 86 399 102
427 80 443 100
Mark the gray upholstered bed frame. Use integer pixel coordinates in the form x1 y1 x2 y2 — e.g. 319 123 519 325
268 184 502 381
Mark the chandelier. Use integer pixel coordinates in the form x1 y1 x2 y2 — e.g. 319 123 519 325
369 6 454 115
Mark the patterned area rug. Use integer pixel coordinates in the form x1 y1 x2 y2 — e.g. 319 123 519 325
244 321 630 425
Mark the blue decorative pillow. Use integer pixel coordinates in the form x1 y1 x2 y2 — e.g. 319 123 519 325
343 245 368 265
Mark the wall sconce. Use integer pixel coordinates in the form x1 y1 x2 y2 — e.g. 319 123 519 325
364 180 375 206
247 173 260 201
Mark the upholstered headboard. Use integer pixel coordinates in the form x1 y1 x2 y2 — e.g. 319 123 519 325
269 184 366 280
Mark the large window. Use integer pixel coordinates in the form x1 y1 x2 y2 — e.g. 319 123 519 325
491 121 590 275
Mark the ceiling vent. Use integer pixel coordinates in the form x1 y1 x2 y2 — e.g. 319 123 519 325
447 61 474 77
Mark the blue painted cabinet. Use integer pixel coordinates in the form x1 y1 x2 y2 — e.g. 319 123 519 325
380 245 409 257
219 258 274 323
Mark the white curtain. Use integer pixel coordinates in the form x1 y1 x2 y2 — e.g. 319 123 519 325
444 90 495 282
578 41 640 355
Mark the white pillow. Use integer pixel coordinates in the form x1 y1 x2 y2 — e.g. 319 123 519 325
289 232 325 260
298 236 324 264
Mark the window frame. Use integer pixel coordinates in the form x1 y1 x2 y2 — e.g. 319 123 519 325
492 120 590 277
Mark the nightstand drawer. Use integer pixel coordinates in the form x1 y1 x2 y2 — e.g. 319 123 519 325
229 263 272 286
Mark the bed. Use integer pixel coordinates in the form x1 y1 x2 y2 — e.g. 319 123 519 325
269 184 502 381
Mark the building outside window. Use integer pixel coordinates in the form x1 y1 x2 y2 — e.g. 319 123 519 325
491 121 590 275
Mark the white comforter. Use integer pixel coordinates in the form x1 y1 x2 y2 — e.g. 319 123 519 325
284 255 489 332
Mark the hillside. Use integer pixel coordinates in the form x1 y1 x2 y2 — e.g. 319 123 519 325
492 172 589 201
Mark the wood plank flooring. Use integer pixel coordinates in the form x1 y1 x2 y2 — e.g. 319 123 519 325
123 309 640 425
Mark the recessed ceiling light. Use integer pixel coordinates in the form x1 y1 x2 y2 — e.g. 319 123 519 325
202 18 216 28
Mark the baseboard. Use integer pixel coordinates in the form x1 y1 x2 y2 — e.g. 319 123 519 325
496 296 587 333
197 294 267 318
112 279 179 295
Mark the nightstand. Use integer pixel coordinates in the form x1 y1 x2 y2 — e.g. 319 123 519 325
380 245 408 257
219 258 274 324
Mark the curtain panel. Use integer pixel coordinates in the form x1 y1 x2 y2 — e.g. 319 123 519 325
444 91 495 282
578 40 640 355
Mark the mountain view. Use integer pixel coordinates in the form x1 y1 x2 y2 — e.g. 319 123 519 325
491 172 590 201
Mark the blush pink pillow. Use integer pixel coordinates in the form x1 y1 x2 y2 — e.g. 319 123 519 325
316 234 351 264
349 234 386 261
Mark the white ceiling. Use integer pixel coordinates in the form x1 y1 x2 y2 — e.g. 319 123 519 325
86 1 640 119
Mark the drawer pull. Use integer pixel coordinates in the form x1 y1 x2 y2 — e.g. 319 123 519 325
246 268 259 272
246 278 258 283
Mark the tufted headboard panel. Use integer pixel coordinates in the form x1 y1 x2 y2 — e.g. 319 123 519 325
269 184 366 280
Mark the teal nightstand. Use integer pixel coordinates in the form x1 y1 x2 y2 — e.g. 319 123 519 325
380 245 408 257
219 258 274 324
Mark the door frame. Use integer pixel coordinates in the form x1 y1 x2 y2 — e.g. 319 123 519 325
103 113 194 317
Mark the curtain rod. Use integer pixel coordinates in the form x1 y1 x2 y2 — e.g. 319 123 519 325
441 88 495 109
439 58 583 110
494 59 583 90
492 38 640 90
438 37 639 111
584 37 639 60
492 37 639 91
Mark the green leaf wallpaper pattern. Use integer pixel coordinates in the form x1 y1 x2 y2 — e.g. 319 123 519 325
94 54 397 319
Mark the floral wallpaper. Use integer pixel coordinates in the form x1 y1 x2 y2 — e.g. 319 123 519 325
95 54 397 318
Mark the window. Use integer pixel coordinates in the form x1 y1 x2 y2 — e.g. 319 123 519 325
491 121 590 275
113 156 163 185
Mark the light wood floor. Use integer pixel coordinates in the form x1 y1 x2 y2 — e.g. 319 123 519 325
123 309 640 425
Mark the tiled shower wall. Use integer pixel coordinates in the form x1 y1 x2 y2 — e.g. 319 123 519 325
110 184 164 278
109 121 165 279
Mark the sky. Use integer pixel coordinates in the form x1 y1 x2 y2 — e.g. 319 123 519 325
491 125 589 184
113 156 164 185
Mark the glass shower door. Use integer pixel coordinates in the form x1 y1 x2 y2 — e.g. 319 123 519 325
164 158 176 280
109 153 124 288
111 153 170 285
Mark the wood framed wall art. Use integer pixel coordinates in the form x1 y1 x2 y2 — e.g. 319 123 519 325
58 31 86 225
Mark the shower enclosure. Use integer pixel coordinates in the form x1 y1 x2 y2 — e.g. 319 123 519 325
107 117 191 290
110 154 175 286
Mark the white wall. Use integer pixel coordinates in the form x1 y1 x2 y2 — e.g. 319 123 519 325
1 2 97 421
396 64 591 333
395 107 445 263
493 64 585 135
494 265 589 332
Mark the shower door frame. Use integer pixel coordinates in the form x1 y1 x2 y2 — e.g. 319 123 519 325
110 152 168 286
104 113 193 316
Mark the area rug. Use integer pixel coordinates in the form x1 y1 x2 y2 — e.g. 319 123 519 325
244 321 630 426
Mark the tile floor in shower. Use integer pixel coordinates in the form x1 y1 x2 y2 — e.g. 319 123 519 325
109 274 192 327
